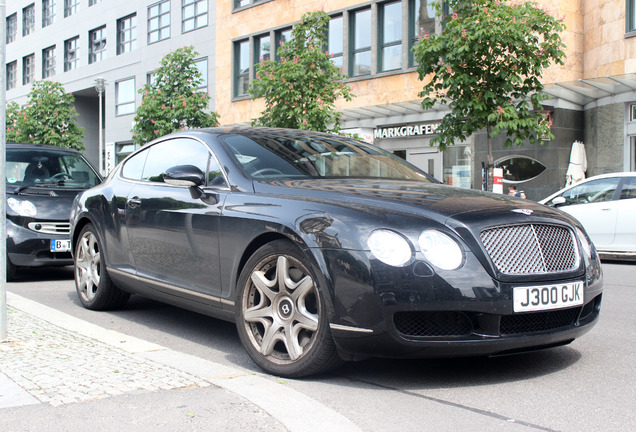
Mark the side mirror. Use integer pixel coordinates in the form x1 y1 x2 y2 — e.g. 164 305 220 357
551 196 567 207
163 165 205 187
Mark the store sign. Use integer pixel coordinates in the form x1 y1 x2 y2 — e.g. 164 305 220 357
374 122 440 139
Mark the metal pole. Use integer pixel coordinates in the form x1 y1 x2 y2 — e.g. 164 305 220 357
1 0 9 341
95 78 105 176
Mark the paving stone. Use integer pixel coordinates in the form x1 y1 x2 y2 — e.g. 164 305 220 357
0 307 211 406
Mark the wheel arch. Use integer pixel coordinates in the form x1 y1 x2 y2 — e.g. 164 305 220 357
233 231 337 319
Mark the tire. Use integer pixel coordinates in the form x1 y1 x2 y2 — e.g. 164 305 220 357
236 239 342 378
74 223 129 310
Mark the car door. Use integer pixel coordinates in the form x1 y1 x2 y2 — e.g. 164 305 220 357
613 177 636 252
125 137 226 300
555 177 621 249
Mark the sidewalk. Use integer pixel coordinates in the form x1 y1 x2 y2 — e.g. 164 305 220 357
1 292 361 432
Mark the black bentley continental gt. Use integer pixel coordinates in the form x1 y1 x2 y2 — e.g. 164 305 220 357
69 127 603 377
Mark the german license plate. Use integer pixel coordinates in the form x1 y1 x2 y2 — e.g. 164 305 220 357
50 239 71 252
513 281 584 313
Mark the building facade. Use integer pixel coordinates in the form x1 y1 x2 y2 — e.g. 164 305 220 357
5 0 636 199
5 0 216 173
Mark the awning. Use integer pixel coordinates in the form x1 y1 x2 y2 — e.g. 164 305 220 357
537 73 636 110
340 73 636 129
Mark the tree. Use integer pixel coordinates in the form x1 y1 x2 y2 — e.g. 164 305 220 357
412 0 566 172
132 46 219 146
6 81 85 150
249 10 354 133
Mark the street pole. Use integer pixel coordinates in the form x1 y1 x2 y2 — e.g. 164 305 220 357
95 78 105 176
1 0 9 341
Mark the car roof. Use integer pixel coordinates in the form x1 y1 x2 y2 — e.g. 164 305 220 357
6 142 83 154
578 171 636 180
159 126 359 142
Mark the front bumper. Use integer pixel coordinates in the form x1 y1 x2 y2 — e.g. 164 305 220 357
321 249 603 361
6 219 73 268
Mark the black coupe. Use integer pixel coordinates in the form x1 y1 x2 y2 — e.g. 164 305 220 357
70 127 603 377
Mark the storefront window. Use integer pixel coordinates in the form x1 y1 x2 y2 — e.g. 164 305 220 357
495 156 546 183
443 145 472 188
631 136 636 170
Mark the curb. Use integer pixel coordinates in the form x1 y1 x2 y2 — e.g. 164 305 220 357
5 292 362 432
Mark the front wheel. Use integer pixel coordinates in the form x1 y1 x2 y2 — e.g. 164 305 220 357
74 223 129 310
236 240 342 377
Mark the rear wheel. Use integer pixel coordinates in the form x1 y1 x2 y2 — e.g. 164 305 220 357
74 223 129 310
236 240 342 377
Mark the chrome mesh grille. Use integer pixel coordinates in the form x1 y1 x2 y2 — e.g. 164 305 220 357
480 224 578 275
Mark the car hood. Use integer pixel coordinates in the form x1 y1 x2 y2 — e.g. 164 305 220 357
7 188 83 220
256 178 562 225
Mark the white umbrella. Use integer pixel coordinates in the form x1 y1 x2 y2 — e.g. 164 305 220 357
565 141 587 187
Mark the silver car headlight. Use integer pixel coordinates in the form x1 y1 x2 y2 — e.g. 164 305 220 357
7 197 37 217
418 230 463 270
367 229 413 267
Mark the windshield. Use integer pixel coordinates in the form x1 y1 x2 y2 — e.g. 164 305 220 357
6 148 101 190
221 131 433 181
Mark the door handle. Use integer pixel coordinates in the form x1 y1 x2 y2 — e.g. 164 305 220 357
127 196 141 208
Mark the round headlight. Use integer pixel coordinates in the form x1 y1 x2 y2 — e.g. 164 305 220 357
7 197 37 217
418 230 463 270
367 229 413 267
575 227 592 259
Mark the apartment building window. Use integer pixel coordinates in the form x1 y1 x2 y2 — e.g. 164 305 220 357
43 0 56 27
117 14 137 55
6 14 17 44
350 8 372 76
116 78 136 116
7 62 17 90
182 0 208 33
89 26 107 64
148 0 171 44
233 0 267 9
234 40 250 97
629 0 636 32
64 37 80 71
254 34 271 65
194 58 208 91
409 0 436 66
23 4 35 36
65 0 79 17
274 28 292 61
379 1 403 72
23 54 35 85
328 15 344 69
42 46 56 78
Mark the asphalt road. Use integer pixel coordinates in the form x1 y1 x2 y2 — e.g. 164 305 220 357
5 261 636 432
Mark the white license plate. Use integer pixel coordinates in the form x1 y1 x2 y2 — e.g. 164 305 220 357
50 239 72 252
513 281 584 313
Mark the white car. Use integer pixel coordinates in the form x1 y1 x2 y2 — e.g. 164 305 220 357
540 172 636 259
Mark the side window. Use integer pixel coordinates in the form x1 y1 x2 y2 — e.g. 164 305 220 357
121 147 149 180
208 154 227 186
561 178 620 205
142 138 210 183
619 177 636 200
